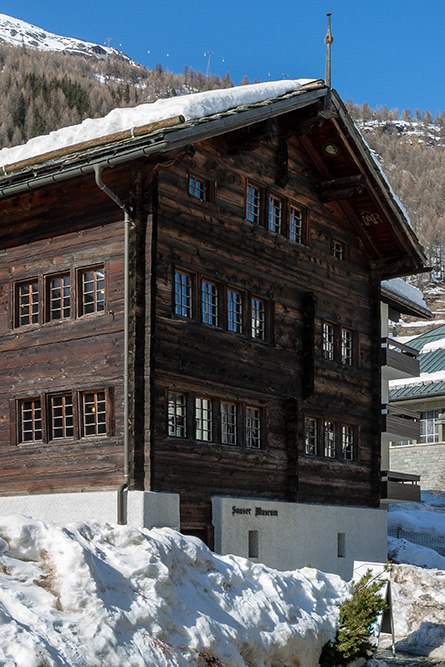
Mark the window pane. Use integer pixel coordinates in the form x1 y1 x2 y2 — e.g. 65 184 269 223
323 322 335 361
174 272 192 317
18 281 39 326
228 290 243 333
246 184 260 223
20 399 42 442
268 195 282 233
221 402 237 445
83 391 106 436
81 268 105 315
49 274 71 320
289 206 304 243
251 298 265 340
420 410 440 444
324 420 336 458
246 407 261 448
189 175 206 200
168 392 186 437
195 397 212 441
342 424 354 461
305 417 318 455
341 328 353 366
202 281 218 326
51 394 74 439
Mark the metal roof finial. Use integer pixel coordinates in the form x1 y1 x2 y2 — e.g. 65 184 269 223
324 9 333 89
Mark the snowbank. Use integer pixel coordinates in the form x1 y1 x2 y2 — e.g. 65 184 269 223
0 515 349 667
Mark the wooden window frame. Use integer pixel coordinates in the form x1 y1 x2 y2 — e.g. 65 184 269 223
324 419 337 458
341 327 354 366
332 238 346 260
15 278 40 328
174 269 193 319
267 193 284 234
188 173 212 202
78 265 106 317
18 396 44 444
221 401 238 446
46 272 72 322
48 391 77 441
245 405 262 449
251 296 266 341
342 423 355 461
227 288 243 334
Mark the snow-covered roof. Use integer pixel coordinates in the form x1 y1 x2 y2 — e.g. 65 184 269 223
381 278 432 319
0 79 318 171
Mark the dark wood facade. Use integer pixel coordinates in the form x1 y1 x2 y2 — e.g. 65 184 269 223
0 85 427 535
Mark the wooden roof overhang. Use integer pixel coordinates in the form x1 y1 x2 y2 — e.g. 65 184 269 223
0 82 428 279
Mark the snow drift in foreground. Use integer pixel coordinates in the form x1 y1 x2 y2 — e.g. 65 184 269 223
0 515 349 667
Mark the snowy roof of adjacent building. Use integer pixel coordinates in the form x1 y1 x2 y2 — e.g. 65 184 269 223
381 278 432 319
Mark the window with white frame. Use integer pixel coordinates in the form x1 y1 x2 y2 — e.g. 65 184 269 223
268 195 282 233
251 297 265 340
332 239 346 260
342 424 354 461
221 401 237 445
195 397 213 441
168 392 187 438
227 289 243 333
341 328 353 366
420 410 441 444
246 406 261 448
245 183 261 223
323 322 335 361
324 420 336 458
305 417 318 456
289 205 305 244
202 280 218 326
174 271 192 318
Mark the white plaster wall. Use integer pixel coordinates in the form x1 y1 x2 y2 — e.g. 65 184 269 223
0 491 180 530
212 497 387 580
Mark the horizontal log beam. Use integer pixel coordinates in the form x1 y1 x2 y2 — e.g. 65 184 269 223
320 174 367 202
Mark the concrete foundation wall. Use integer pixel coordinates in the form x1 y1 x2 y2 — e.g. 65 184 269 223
390 443 445 492
0 490 180 530
212 497 387 580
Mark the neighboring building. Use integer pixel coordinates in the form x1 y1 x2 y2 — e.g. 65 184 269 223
380 279 433 504
0 80 428 578
389 324 445 492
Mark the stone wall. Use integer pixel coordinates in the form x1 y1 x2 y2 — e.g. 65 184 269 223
390 443 445 492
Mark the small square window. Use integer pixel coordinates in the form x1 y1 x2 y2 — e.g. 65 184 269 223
251 297 265 340
189 174 207 201
48 274 71 321
202 280 218 326
246 406 261 448
82 391 106 436
16 280 39 327
228 289 243 334
305 417 318 456
168 392 187 438
221 402 237 445
20 398 42 443
195 397 213 441
323 322 335 361
268 195 282 233
332 239 346 260
80 267 105 315
324 420 337 458
246 183 261 223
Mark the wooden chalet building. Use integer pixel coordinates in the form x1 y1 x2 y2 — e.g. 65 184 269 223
0 80 428 578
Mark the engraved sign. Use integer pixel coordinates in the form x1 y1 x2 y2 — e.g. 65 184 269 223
360 210 382 226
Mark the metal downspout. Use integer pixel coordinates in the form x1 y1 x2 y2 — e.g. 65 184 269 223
93 164 130 525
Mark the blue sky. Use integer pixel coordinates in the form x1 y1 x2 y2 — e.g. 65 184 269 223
0 0 443 115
